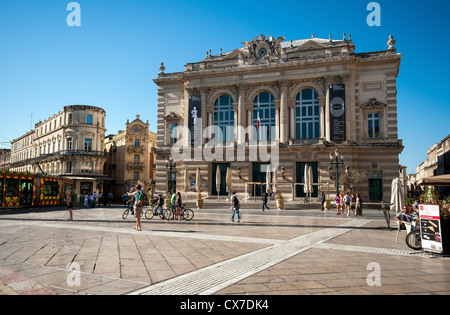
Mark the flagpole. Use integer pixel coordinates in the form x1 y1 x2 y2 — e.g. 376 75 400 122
257 104 261 140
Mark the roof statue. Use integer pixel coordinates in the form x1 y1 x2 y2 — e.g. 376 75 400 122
159 62 165 75
387 35 396 50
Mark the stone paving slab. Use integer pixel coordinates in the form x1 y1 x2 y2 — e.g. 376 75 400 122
0 266 54 295
1 206 450 295
216 246 450 295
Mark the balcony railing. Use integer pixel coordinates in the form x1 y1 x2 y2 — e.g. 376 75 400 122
127 162 144 171
32 150 106 162
60 150 106 157
8 150 106 169
49 169 107 177
127 146 145 154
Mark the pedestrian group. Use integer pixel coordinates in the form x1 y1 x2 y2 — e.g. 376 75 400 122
334 192 363 216
63 185 365 227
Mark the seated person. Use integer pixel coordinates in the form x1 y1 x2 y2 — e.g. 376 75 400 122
395 205 413 230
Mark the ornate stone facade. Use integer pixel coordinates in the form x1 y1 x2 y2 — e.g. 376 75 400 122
104 115 157 198
7 105 108 196
154 34 403 202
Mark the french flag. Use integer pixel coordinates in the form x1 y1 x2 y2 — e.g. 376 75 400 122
257 105 261 131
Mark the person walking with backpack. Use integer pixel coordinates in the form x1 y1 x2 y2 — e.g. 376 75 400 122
230 191 240 223
262 192 270 211
128 185 144 231
343 192 354 216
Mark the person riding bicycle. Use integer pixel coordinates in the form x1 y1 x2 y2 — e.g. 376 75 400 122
153 194 164 216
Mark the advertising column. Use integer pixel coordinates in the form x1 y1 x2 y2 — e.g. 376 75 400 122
419 204 443 254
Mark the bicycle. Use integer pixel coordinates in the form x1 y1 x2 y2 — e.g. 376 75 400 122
145 204 166 220
181 206 195 221
165 204 194 221
122 201 143 220
404 213 422 251
406 228 422 250
122 202 134 219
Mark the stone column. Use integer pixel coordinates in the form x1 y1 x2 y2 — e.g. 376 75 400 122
237 84 246 146
200 88 208 133
246 104 254 142
288 101 295 139
318 96 326 140
206 105 214 142
279 81 288 143
274 100 280 141
233 103 238 142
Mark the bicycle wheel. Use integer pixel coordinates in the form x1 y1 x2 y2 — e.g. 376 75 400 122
406 230 422 250
145 208 155 220
164 208 172 220
182 209 194 221
122 209 130 220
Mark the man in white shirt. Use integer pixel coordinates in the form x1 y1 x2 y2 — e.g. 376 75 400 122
343 192 353 216
128 185 143 231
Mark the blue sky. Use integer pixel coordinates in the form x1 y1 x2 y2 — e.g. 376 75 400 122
0 0 449 174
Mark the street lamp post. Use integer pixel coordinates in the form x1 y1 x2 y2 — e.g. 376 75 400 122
329 149 349 195
165 156 176 194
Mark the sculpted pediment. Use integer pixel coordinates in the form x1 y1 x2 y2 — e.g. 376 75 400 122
164 111 182 122
221 48 243 60
360 98 387 109
293 40 330 52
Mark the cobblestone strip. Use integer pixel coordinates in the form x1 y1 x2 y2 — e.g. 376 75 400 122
129 219 371 295
313 243 450 259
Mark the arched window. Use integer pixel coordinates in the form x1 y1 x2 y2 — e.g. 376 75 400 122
253 92 276 140
214 95 235 142
295 89 320 139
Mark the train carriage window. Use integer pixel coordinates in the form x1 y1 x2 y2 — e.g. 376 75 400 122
43 181 59 197
5 179 19 197
21 180 34 205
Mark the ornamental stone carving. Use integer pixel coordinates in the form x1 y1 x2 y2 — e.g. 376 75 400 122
240 34 286 65
387 35 396 50
360 98 387 109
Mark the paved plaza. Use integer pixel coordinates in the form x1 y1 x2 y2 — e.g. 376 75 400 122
1 203 450 295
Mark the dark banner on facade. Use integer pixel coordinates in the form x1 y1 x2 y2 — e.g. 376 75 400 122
329 84 346 141
188 95 202 145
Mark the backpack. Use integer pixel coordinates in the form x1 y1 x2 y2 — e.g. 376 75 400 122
343 195 350 205
232 194 239 206
137 191 145 207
